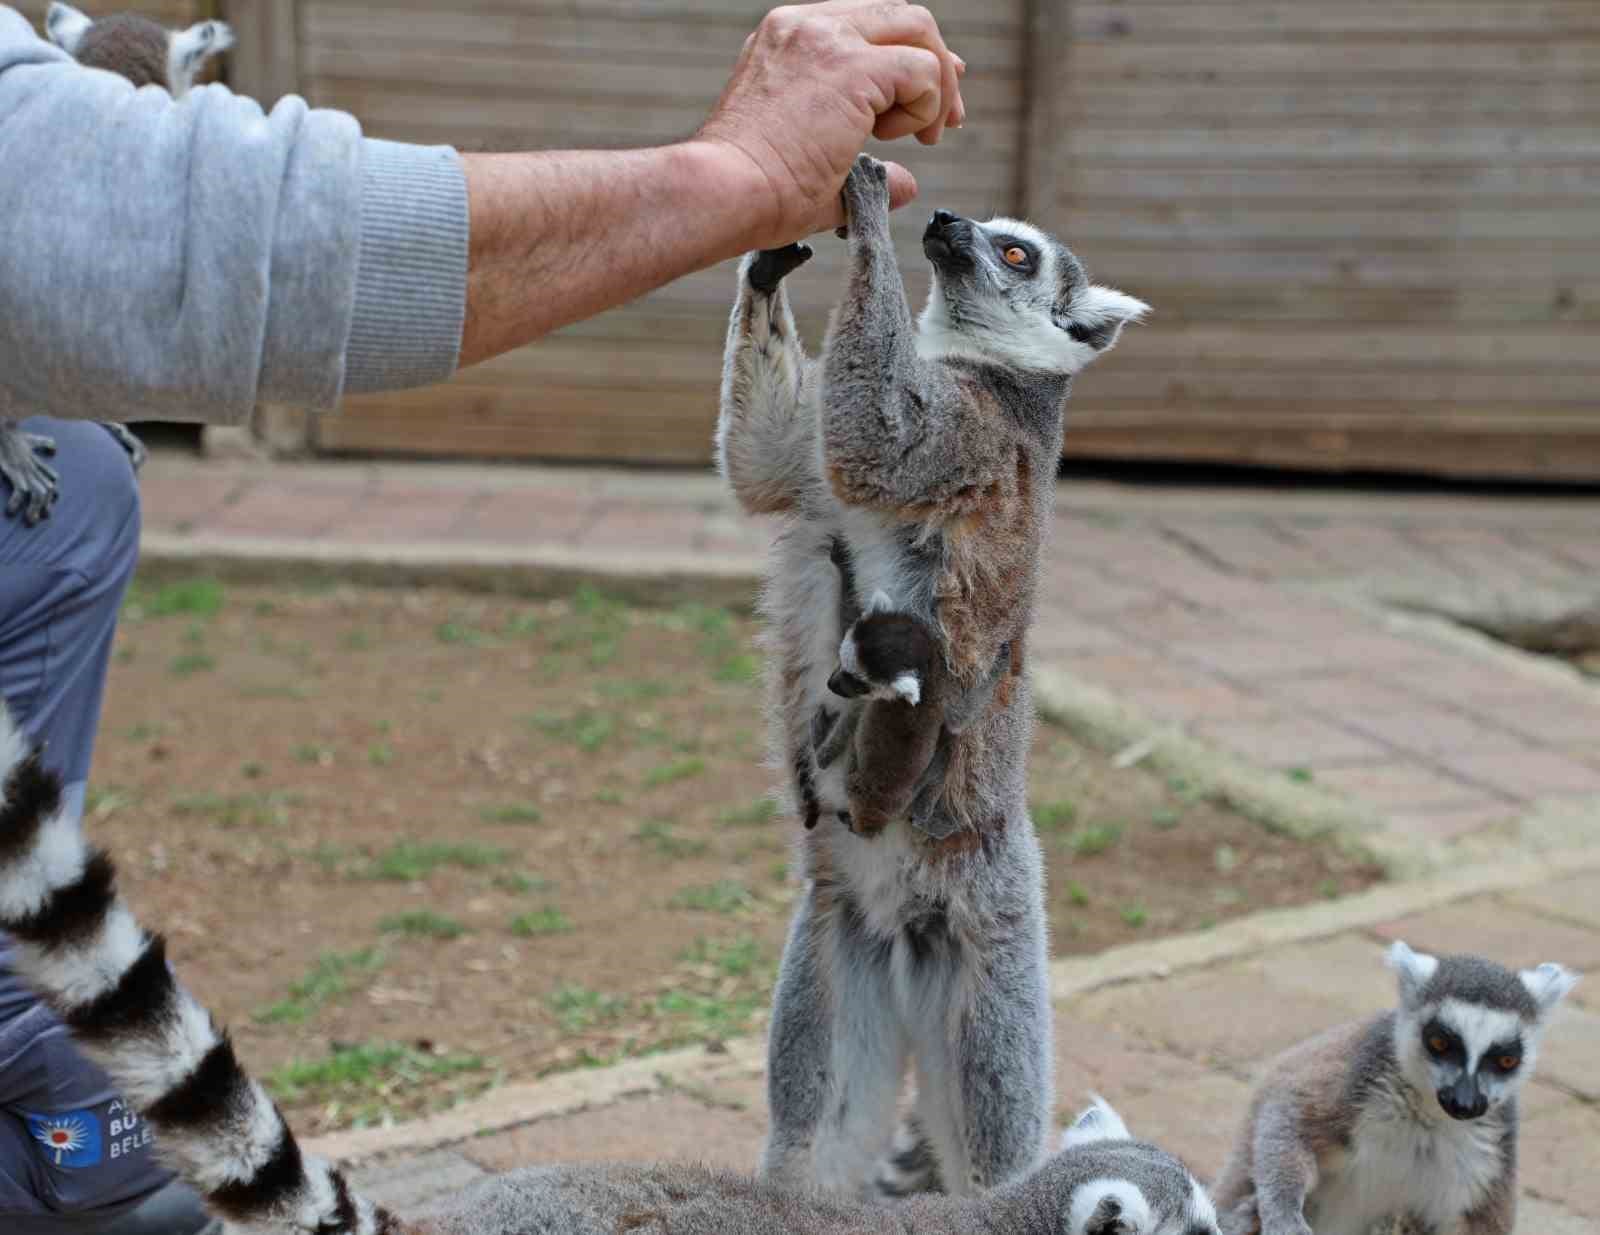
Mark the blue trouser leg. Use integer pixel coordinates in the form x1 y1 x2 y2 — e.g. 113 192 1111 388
0 419 212 1234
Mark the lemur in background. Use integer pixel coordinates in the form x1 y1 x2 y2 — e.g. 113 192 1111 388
0 4 232 524
0 708 1222 1235
717 154 1148 1201
1212 941 1578 1235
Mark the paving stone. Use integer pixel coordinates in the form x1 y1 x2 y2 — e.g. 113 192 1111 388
1155 520 1330 580
451 489 597 544
1516 1089 1600 1219
1315 761 1489 811
1254 935 1396 1015
1196 714 1391 770
1168 636 1368 679
1053 649 1201 693
1511 1195 1596 1235
1440 747 1600 801
1336 702 1525 758
1533 1003 1600 1103
1389 801 1522 843
1030 616 1133 657
581 506 707 554
1493 695 1600 749
1370 900 1600 972
347 1149 486 1212
462 1090 767 1175
1505 871 1600 933
1071 963 1356 1077
328 487 483 543
206 487 366 539
1118 677 1280 725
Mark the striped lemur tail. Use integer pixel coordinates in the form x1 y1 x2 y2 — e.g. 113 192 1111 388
0 709 406 1235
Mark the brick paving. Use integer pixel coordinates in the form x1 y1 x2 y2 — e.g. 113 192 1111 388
139 455 1600 855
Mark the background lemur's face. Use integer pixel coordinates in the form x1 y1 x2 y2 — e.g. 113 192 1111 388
829 593 934 705
1387 942 1578 1122
916 211 1149 376
47 2 233 97
1052 1101 1221 1235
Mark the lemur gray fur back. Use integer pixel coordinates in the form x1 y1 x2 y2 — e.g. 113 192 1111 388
717 156 1149 1202
1211 941 1578 1235
0 702 1219 1235
0 5 232 524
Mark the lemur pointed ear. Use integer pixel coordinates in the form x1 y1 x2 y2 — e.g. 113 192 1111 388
1520 963 1579 1017
46 2 92 54
1386 941 1439 1005
170 19 233 90
1052 286 1151 356
1061 1096 1133 1150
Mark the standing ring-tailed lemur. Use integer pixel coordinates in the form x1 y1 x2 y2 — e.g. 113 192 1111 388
0 4 233 524
0 708 1222 1234
1212 941 1579 1235
717 155 1149 1201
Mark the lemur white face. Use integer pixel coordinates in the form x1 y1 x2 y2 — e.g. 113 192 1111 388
1056 1101 1221 1235
916 210 1149 376
46 3 233 97
1387 942 1578 1122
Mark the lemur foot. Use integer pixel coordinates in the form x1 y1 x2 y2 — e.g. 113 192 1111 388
839 154 891 240
101 423 147 472
0 427 60 525
873 1118 944 1200
748 243 813 293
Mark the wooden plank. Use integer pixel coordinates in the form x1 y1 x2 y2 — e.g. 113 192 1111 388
1060 161 1600 202
10 0 202 25
1071 2 1600 39
1071 41 1600 81
1056 127 1600 161
1051 204 1600 244
226 0 299 105
1058 83 1600 126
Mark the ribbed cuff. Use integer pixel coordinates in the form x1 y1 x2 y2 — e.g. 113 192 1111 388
343 139 469 395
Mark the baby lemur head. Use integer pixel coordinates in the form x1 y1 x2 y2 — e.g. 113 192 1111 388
1386 941 1578 1122
1040 1098 1220 1235
828 591 937 706
917 209 1149 377
47 2 233 96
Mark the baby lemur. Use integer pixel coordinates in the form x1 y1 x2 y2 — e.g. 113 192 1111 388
0 4 232 523
0 709 1221 1235
718 155 1148 1200
1213 941 1579 1235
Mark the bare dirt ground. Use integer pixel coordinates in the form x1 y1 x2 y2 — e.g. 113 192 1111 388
89 577 1380 1132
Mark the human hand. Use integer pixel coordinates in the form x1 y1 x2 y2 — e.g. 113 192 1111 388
695 1 967 247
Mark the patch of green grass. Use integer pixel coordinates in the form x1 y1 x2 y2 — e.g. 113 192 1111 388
1150 808 1182 830
599 678 671 702
675 603 758 683
295 743 333 766
504 611 543 636
593 787 626 806
239 683 311 700
670 880 752 915
241 761 265 780
1319 878 1341 900
479 801 543 825
1119 904 1149 928
1064 880 1090 907
363 841 509 882
1066 822 1124 857
123 722 161 742
265 1040 483 1105
509 907 574 936
306 843 348 873
1032 800 1078 831
526 710 616 754
168 651 216 677
126 578 224 621
548 984 628 1032
1286 766 1315 784
379 910 468 939
172 791 301 830
84 785 137 820
644 757 706 788
681 935 762 979
368 742 396 767
340 629 376 652
633 820 710 859
719 797 778 827
654 987 765 1040
254 948 382 1024
436 620 491 647
495 872 556 894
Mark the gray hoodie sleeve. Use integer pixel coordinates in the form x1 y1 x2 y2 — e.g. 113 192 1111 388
0 7 468 425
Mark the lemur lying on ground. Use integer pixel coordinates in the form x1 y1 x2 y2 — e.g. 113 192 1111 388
717 155 1149 1201
0 708 1222 1234
0 4 232 523
1212 941 1578 1235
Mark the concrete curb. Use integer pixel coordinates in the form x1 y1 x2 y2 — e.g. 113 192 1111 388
306 845 1600 1167
139 533 764 611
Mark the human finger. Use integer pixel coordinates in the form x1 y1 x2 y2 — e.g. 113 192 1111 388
864 45 944 143
847 4 958 142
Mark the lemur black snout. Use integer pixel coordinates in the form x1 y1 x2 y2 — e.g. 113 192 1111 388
827 668 868 699
1439 1079 1487 1121
930 209 958 229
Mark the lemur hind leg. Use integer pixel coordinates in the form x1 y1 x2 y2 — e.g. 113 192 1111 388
101 423 147 472
717 244 818 515
762 880 907 1199
0 423 60 525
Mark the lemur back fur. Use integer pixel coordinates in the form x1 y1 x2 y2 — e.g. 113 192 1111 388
0 703 1220 1234
0 5 232 525
717 155 1149 1201
1212 942 1578 1235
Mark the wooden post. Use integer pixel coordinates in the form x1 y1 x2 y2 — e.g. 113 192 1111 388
1019 0 1071 221
223 0 299 107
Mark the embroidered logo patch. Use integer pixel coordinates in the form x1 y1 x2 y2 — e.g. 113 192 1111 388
25 1109 104 1169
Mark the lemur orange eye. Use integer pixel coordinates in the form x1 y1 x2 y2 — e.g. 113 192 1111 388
1496 1055 1520 1072
1427 1034 1450 1055
1003 246 1028 267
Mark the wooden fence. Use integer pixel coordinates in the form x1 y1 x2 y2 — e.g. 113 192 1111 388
28 1 1600 478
